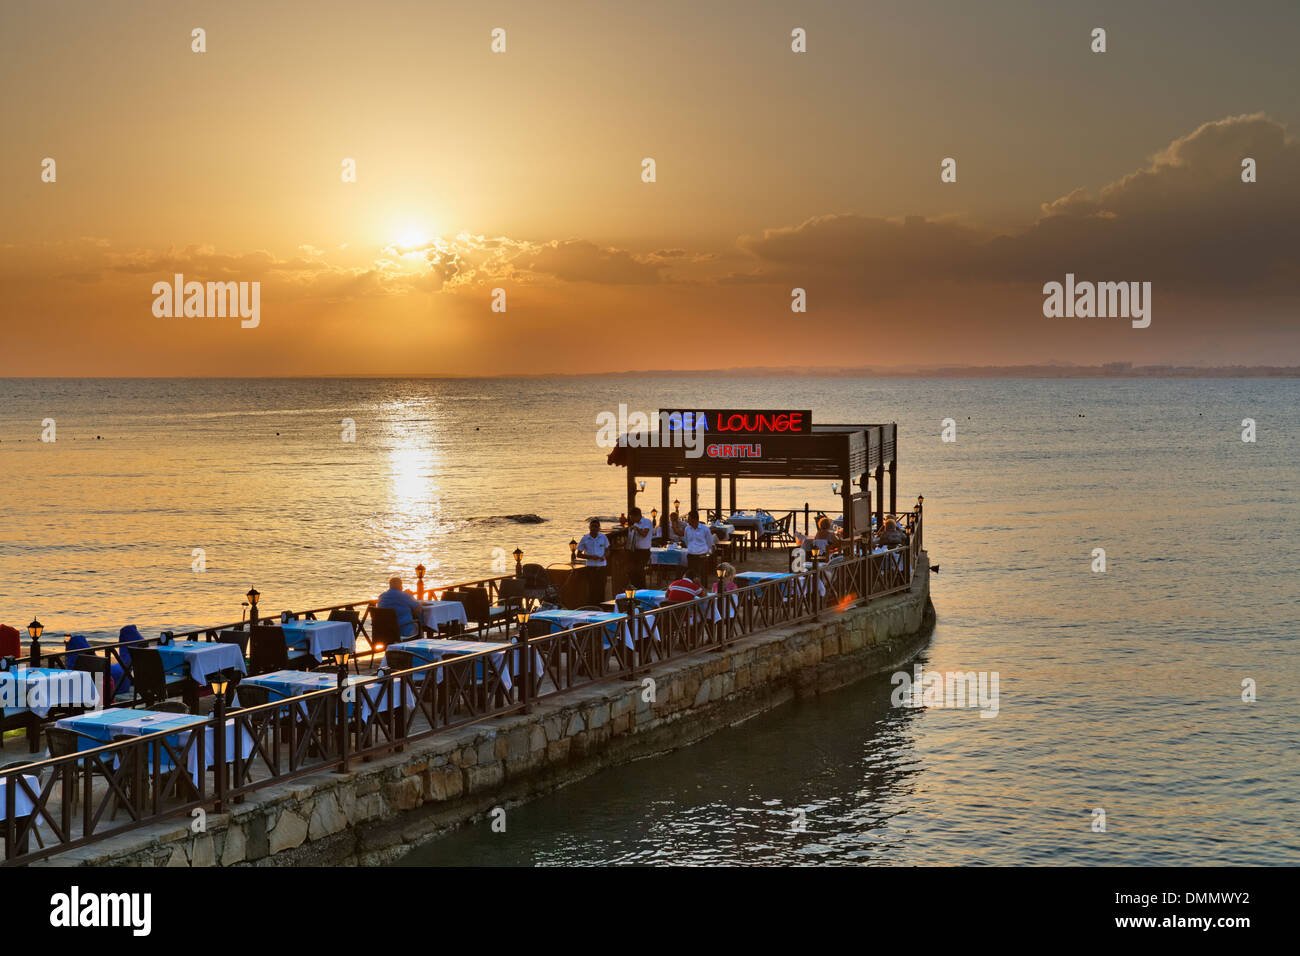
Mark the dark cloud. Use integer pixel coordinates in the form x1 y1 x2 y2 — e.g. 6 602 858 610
737 114 1300 298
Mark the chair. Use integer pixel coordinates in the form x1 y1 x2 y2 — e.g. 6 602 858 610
249 626 290 675
450 587 508 636
759 512 796 549
496 578 527 623
217 629 250 657
0 761 46 851
0 624 20 659
72 654 115 705
44 726 102 814
151 701 190 714
369 607 404 649
130 647 189 707
521 564 561 604
328 608 363 637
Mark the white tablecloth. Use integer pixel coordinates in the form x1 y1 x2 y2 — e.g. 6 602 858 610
419 600 470 631
1 668 98 718
278 620 355 660
156 641 247 687
0 774 40 821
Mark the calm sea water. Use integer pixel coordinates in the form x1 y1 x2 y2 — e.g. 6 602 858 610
2 377 1297 865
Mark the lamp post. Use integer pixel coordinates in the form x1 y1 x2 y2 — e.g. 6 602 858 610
513 547 524 577
415 563 426 600
209 671 229 810
810 545 821 620
246 587 260 631
516 611 531 712
27 618 43 667
569 539 578 564
672 498 680 516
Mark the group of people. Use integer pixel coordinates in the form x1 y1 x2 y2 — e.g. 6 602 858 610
576 507 721 604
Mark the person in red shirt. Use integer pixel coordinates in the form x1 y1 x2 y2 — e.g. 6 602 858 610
665 574 705 603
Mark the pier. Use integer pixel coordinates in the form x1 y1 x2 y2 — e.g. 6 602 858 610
1 413 930 866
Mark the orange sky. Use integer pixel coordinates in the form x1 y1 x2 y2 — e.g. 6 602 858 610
2 0 1298 375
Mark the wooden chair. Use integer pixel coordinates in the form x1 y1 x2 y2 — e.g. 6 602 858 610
151 701 190 714
217 629 250 657
328 607 363 638
369 607 404 649
44 726 108 815
0 762 45 850
130 647 189 708
449 587 509 637
249 626 290 675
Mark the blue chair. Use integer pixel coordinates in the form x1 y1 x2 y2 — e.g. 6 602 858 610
63 634 90 669
110 625 141 697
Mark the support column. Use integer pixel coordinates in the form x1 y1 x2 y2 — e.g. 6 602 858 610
689 475 699 515
875 465 885 533
889 459 897 516
661 478 671 536
714 476 722 522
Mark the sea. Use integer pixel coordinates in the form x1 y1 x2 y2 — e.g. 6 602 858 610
1 377 1296 865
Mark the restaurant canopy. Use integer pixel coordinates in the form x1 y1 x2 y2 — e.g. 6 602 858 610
605 408 899 544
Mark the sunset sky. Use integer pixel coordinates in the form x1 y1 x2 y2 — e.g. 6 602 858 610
2 0 1298 375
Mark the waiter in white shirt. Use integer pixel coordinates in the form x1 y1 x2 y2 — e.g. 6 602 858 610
627 506 653 588
576 518 611 605
682 509 715 584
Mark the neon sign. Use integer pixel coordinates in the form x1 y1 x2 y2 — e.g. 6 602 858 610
660 409 813 435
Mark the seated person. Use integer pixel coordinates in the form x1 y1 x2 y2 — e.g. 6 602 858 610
665 574 706 603
377 576 423 638
813 516 842 554
667 512 687 543
877 518 908 548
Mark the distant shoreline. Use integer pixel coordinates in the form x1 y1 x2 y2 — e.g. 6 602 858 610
3 365 1299 381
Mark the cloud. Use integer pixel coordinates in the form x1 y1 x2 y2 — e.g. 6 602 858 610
737 114 1300 297
512 239 665 285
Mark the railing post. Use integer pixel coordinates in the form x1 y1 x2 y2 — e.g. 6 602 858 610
518 621 532 714
213 693 227 813
810 550 820 621
336 668 350 774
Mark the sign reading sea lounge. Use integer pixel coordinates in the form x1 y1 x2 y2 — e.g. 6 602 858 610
660 409 813 436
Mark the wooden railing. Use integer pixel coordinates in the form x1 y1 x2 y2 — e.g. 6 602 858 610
2 511 924 864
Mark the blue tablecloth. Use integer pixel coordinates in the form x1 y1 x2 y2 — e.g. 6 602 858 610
278 620 355 660
385 638 533 691
650 547 689 566
727 512 775 532
1 667 98 718
55 707 251 782
236 670 414 721
530 609 630 648
155 641 247 687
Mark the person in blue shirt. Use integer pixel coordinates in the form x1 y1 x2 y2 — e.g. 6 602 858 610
377 576 423 638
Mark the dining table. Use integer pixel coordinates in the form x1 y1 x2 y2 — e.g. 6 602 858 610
384 639 537 691
235 670 415 723
155 640 247 688
0 667 98 718
55 707 253 784
278 619 355 660
417 600 470 633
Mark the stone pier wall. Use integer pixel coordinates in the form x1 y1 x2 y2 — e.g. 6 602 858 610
42 561 932 867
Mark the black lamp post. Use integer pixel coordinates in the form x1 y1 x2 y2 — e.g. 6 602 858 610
27 617 43 667
209 671 230 809
569 539 578 564
415 563 426 600
513 547 524 577
810 545 821 620
246 587 260 631
335 649 351 689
